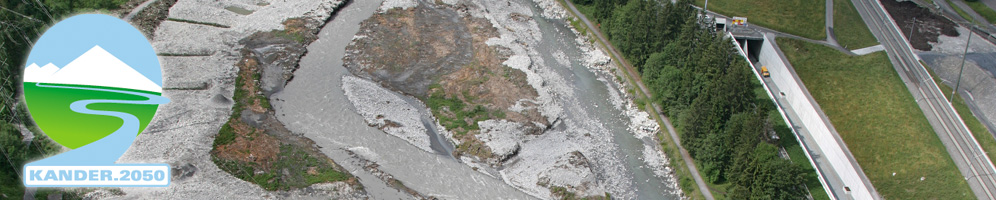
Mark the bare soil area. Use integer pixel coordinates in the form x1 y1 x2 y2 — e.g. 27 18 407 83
210 18 363 193
343 2 547 160
882 0 959 51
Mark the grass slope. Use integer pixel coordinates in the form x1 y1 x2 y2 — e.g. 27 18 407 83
695 0 826 40
22 83 159 149
833 0 878 49
965 0 996 24
950 0 981 24
778 38 974 199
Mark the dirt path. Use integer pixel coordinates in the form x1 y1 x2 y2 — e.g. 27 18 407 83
561 1 713 199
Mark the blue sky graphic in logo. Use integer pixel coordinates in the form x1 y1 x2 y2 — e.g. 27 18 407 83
22 14 170 187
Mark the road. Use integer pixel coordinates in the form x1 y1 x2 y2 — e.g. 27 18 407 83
943 0 996 33
729 30 881 199
850 0 996 199
560 0 715 199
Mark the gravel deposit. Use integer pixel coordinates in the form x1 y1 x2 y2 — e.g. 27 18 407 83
271 0 534 198
475 119 525 161
111 0 363 199
379 0 418 12
439 0 680 198
118 0 680 198
342 75 433 152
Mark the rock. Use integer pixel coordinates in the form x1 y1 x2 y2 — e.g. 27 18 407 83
171 163 198 181
536 151 597 196
476 119 524 162
342 75 433 152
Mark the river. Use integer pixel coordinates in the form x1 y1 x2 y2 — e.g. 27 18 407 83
28 83 169 166
518 0 681 198
272 0 533 198
272 0 681 199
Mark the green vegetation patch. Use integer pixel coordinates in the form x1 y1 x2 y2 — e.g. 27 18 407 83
949 0 981 25
779 38 974 199
774 119 831 200
833 0 878 49
563 1 709 197
758 86 832 200
211 41 354 191
425 84 503 136
694 0 826 40
213 144 351 191
0 120 61 198
549 185 609 200
965 0 996 24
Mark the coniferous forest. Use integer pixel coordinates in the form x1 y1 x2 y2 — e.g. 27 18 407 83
576 0 808 198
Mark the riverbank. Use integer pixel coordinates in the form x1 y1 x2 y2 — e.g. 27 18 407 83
272 0 535 198
112 0 370 199
333 0 682 199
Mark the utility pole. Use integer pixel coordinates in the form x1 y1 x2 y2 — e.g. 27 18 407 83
952 30 972 102
704 0 709 12
908 17 916 41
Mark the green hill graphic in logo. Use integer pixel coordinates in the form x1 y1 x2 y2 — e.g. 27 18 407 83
23 45 162 149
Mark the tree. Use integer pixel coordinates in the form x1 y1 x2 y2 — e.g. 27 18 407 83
0 1 124 197
729 143 806 200
0 121 58 198
594 0 809 196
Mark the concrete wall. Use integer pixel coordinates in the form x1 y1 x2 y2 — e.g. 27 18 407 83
729 33 835 200
729 31 877 199
757 33 875 199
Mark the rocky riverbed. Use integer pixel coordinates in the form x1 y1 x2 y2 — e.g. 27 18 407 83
98 0 683 199
336 0 682 199
108 0 371 199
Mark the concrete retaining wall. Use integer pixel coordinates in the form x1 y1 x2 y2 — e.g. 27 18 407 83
730 32 877 199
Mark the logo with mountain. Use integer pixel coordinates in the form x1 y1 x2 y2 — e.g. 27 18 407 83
22 13 167 156
24 45 163 149
21 14 171 187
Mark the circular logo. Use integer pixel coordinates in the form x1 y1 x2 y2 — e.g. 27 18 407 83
22 14 164 150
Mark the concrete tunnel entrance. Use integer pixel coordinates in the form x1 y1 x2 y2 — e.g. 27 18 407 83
735 38 764 65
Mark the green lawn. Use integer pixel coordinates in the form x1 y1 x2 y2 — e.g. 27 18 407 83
925 62 996 167
778 38 974 199
965 0 996 24
950 0 981 24
695 0 826 40
833 0 878 49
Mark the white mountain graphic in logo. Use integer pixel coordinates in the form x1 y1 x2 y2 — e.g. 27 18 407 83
23 63 59 83
24 45 162 93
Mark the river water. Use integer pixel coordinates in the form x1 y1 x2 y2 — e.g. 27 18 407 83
518 1 681 199
272 0 533 198
273 0 680 199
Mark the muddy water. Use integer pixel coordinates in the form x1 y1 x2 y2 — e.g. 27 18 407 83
396 93 457 156
521 0 681 199
271 0 531 199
